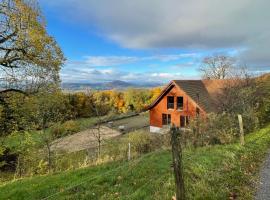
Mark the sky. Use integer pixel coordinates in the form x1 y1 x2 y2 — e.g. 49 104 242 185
40 0 270 84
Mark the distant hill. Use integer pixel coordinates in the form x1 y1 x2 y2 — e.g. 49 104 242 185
61 80 161 91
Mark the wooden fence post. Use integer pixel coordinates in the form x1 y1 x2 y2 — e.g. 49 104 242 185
238 114 245 145
170 125 186 200
128 142 131 161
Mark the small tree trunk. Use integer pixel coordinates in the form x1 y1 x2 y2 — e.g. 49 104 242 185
97 140 101 160
46 142 52 173
170 125 186 200
238 114 245 145
128 143 131 161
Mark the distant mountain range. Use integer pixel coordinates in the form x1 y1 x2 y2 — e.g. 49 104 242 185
61 80 161 91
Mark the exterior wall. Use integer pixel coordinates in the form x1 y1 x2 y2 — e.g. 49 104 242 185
149 85 206 128
150 126 161 133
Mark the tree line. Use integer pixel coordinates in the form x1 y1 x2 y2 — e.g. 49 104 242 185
0 87 161 137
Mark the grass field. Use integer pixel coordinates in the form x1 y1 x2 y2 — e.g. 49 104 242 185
1 124 270 199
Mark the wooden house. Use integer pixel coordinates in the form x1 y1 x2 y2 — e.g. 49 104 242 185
147 80 228 133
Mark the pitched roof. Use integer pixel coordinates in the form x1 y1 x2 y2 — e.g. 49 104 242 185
174 80 216 112
147 79 234 113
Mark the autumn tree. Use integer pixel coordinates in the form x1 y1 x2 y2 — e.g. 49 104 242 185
124 88 152 112
199 55 235 79
0 0 64 94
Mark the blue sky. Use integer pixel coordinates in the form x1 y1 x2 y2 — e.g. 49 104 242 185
40 0 270 84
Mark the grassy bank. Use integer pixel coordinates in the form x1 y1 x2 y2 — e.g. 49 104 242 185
0 125 270 200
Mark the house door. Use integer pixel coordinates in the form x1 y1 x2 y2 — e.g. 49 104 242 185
180 116 185 127
180 116 190 127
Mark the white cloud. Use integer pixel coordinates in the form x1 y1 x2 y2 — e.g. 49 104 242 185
84 56 139 66
65 53 199 67
42 0 270 68
61 67 198 83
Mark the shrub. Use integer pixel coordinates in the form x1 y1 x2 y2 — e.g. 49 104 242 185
51 123 66 138
63 120 80 135
99 130 167 163
187 113 239 147
51 120 80 138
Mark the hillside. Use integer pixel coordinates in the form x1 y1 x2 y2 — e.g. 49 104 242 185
1 125 270 200
61 80 161 91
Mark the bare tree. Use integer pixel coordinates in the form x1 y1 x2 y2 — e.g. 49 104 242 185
91 114 103 160
84 89 106 160
199 55 235 79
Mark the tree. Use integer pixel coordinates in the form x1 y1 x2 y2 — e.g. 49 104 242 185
34 88 69 173
124 88 152 112
0 0 64 93
199 55 235 79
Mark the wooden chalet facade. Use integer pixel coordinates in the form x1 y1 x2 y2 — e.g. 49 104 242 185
147 80 226 133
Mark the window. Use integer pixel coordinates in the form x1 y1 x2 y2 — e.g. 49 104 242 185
162 114 171 125
167 96 174 109
168 114 171 124
162 114 167 125
180 116 190 127
180 116 185 127
177 96 183 110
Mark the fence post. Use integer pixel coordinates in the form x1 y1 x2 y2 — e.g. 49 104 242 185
238 114 245 145
170 125 186 200
128 142 131 161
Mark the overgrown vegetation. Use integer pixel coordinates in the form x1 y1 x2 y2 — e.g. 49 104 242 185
1 124 270 200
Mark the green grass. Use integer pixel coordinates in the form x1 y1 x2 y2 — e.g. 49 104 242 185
1 125 270 200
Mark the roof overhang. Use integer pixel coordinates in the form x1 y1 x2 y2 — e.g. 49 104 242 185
146 81 175 110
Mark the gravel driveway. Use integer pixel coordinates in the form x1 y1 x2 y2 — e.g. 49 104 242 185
51 126 121 153
255 152 270 200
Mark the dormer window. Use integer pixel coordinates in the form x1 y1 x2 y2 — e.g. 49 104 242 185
167 96 174 109
177 96 183 110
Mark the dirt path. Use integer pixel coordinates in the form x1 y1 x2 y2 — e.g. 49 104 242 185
51 126 121 153
255 152 270 200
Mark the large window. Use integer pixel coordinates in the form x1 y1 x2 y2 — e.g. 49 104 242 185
162 114 171 125
180 115 190 127
177 96 183 110
167 96 174 109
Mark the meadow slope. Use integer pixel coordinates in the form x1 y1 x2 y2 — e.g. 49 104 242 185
1 125 270 200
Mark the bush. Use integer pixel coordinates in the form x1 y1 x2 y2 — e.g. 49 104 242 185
187 113 239 147
51 123 66 138
51 120 80 138
63 120 80 134
99 130 167 163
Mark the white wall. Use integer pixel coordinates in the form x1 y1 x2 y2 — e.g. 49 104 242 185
150 126 162 133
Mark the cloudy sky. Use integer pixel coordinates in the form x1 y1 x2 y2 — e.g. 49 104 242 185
40 0 270 84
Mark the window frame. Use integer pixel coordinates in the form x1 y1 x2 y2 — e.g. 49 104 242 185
167 96 174 109
180 115 190 127
162 114 167 125
162 113 171 126
177 96 184 110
